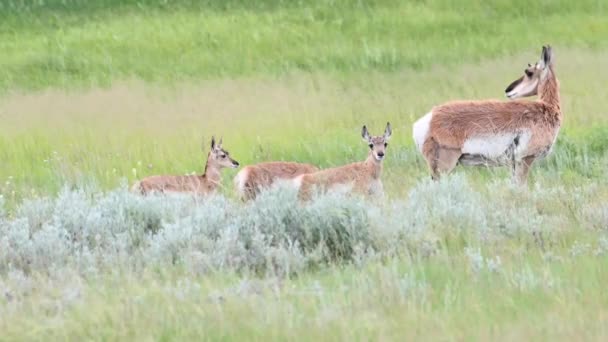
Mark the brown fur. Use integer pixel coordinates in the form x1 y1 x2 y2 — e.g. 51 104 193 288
296 123 391 201
234 161 319 201
132 138 239 196
417 46 561 184
296 155 383 201
430 98 560 155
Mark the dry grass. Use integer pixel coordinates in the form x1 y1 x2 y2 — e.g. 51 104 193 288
0 48 607 201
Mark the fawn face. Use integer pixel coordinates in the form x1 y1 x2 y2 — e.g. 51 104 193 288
209 136 239 168
362 122 392 162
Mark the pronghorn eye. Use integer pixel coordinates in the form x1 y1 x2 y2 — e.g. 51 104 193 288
525 70 533 77
221 154 227 158
368 144 373 149
384 143 388 147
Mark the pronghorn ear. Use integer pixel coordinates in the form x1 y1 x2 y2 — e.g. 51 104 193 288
218 136 223 148
361 125 371 142
543 45 553 67
210 136 216 150
538 45 551 69
384 122 392 140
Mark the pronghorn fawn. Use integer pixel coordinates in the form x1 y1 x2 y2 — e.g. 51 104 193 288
295 123 392 201
234 161 319 201
413 45 561 185
131 136 239 195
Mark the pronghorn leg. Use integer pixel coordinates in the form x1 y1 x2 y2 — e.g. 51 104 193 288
422 138 440 180
512 156 536 185
422 138 460 180
436 147 462 175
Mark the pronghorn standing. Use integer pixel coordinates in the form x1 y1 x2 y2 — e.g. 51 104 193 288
234 161 319 201
412 45 561 185
131 136 239 195
295 123 392 200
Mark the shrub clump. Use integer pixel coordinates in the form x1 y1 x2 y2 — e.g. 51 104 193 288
0 176 587 278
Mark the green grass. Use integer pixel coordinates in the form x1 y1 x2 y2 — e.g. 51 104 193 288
1 0 608 340
4 249 608 340
1 47 608 202
1 0 607 91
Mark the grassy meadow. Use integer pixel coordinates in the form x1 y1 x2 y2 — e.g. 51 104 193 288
1 0 608 340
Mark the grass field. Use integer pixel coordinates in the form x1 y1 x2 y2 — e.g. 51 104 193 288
1 0 608 340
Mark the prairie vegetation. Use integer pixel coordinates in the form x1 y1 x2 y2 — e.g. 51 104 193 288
1 0 608 340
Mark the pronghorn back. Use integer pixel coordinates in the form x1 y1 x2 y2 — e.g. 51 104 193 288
132 136 239 196
234 161 318 201
132 175 216 195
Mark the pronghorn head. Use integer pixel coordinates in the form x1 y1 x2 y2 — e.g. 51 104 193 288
362 122 392 162
505 45 554 99
208 136 240 169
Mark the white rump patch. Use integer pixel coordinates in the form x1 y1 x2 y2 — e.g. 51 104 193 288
412 111 433 151
292 174 304 188
233 168 249 194
130 181 142 194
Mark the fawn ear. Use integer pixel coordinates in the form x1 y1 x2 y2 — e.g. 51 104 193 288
361 125 371 142
218 136 223 148
210 136 216 150
384 122 392 140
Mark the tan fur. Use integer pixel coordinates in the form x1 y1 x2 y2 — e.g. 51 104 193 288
296 123 391 201
132 137 239 196
415 46 561 184
297 157 383 201
234 161 319 201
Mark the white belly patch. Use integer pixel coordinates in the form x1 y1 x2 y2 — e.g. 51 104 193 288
462 131 531 161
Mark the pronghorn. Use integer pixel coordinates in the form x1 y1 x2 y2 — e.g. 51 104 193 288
234 161 319 201
295 123 392 201
412 45 561 185
131 136 239 195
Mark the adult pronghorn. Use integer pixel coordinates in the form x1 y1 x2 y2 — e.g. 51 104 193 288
413 45 561 185
295 123 391 200
131 136 239 195
234 161 319 201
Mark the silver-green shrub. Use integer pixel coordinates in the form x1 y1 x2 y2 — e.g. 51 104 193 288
0 176 595 278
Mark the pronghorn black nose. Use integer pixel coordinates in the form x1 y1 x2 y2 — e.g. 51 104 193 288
377 152 385 157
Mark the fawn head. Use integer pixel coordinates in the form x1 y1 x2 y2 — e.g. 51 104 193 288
362 122 392 162
208 136 239 169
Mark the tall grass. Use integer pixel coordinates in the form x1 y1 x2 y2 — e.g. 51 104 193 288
2 48 608 200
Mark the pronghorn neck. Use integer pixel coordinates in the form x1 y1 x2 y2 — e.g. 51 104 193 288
365 152 383 179
538 67 560 111
202 153 222 188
